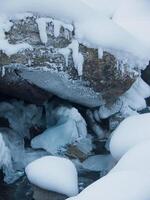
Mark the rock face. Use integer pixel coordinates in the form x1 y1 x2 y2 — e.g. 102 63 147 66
33 186 67 200
0 14 136 107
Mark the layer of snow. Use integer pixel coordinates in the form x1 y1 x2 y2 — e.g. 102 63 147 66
114 0 150 44
110 140 150 173
67 171 150 200
25 156 78 197
109 113 150 160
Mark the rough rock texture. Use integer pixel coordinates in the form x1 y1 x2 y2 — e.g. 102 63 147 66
0 15 136 107
33 186 67 200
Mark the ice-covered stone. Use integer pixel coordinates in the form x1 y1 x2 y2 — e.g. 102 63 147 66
0 15 136 108
82 155 115 173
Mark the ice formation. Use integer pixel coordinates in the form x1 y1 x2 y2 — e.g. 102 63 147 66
0 132 15 183
36 17 73 44
25 156 78 197
109 113 150 160
58 40 84 76
31 106 87 154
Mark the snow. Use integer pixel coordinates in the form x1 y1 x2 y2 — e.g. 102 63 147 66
121 78 150 112
99 78 150 119
110 140 150 173
67 171 150 200
0 0 150 65
109 113 150 160
25 156 78 197
0 15 32 56
114 0 150 44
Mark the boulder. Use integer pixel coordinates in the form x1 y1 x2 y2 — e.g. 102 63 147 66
0 14 137 107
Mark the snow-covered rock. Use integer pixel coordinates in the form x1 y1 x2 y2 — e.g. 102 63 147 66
110 140 150 173
67 171 150 200
25 156 78 197
109 113 150 160
0 15 136 108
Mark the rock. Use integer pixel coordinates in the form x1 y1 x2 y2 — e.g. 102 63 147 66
0 175 33 200
33 186 67 200
0 66 52 105
0 14 136 107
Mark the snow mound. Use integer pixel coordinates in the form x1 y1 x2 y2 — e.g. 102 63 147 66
25 156 78 197
67 171 150 200
109 113 150 160
110 140 150 173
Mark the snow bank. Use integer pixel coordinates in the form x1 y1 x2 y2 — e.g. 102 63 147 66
110 113 150 160
110 140 150 173
67 171 150 200
114 0 150 44
25 156 78 197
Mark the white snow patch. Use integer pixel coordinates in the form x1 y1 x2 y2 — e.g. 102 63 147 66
110 140 150 173
109 113 150 160
67 171 150 200
25 156 78 197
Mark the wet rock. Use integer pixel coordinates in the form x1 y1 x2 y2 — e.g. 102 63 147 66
0 15 136 107
33 186 67 200
0 175 33 200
